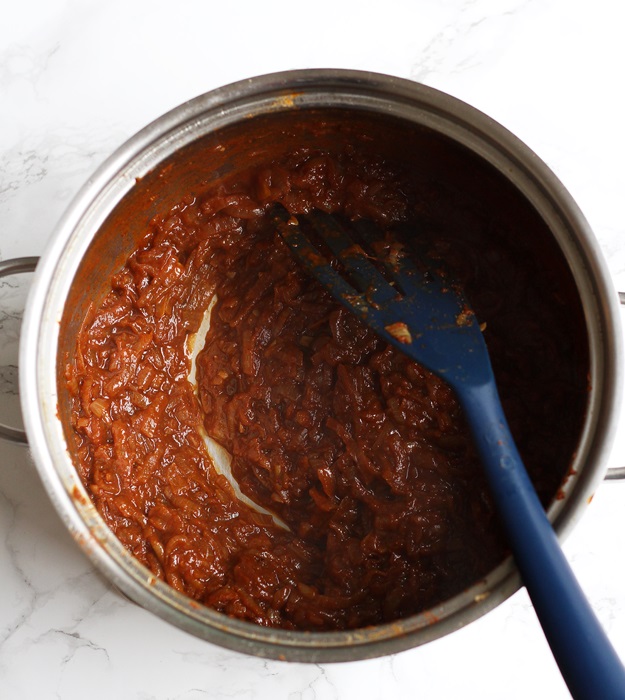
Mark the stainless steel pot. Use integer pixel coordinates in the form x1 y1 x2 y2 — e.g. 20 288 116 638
2 69 624 661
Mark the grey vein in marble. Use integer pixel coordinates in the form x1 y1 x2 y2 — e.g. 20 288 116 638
0 365 19 395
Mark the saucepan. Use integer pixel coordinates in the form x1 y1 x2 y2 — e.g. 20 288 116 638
1 69 624 662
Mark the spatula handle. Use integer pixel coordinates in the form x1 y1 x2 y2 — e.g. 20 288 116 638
460 381 625 700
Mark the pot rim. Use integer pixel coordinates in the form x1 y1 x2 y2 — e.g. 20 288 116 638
19 68 624 661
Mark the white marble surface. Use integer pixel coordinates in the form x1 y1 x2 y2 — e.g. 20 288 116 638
2 1 625 698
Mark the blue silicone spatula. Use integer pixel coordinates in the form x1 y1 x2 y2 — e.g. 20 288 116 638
272 205 625 700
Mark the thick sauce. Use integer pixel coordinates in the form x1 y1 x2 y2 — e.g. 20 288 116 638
66 141 586 630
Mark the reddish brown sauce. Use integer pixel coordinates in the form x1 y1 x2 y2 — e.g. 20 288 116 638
66 132 587 630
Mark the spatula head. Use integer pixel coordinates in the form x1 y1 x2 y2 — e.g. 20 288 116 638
272 206 495 391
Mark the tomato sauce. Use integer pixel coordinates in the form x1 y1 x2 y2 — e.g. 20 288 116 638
66 133 587 630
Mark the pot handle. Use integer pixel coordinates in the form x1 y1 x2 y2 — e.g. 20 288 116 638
0 256 39 445
604 292 625 480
